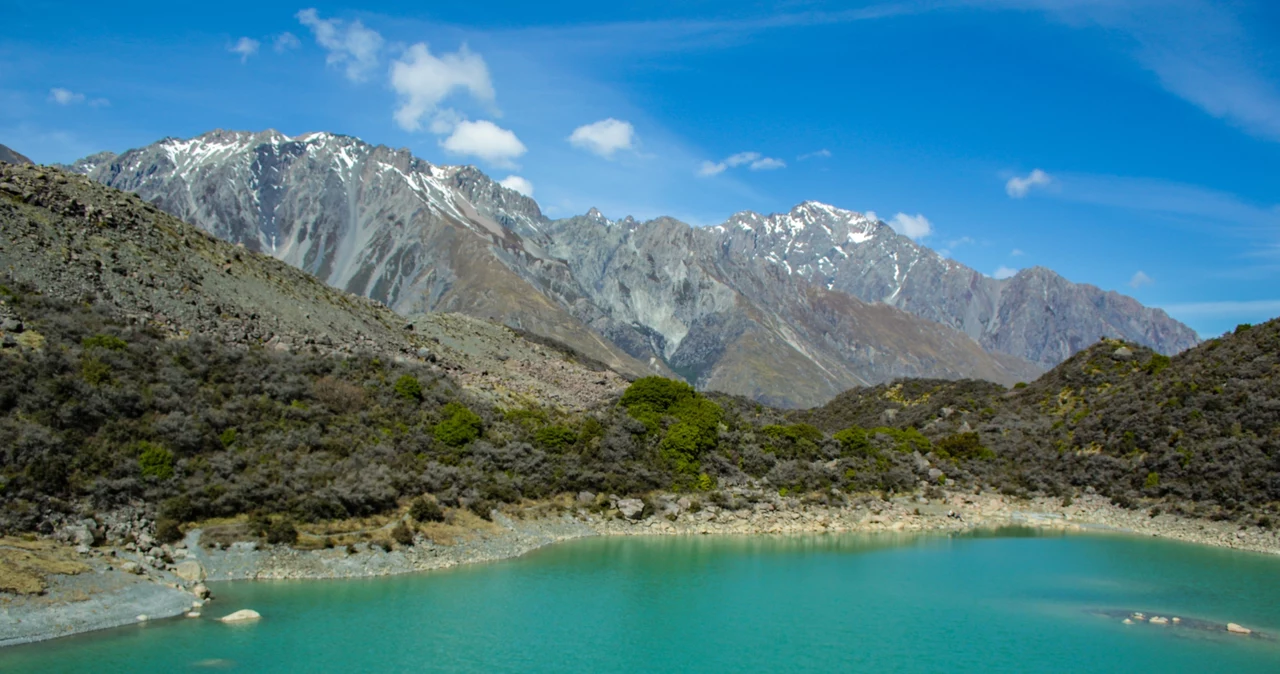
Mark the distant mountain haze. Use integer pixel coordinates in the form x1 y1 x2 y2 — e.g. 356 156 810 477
62 130 1198 406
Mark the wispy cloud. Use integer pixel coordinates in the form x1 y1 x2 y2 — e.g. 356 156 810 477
1162 299 1280 319
1129 270 1154 288
1005 168 1052 198
296 8 385 81
698 151 786 176
568 118 637 159
48 88 84 105
229 37 260 63
994 265 1019 280
274 32 301 53
1011 248 1025 256
971 0 1280 143
798 148 832 160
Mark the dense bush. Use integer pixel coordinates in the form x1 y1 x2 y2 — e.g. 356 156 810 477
394 374 423 401
409 497 445 523
433 402 483 447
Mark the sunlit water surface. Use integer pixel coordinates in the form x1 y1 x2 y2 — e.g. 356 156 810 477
5 528 1280 672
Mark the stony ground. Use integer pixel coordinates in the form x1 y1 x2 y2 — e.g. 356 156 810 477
5 488 1278 648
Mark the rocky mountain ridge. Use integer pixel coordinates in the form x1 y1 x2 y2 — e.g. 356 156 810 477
64 130 1196 405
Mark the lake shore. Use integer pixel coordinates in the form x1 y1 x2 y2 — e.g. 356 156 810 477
4 490 1278 648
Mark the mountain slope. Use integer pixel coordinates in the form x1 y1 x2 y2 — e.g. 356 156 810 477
68 130 1193 406
71 130 657 380
0 163 631 411
711 202 1199 368
0 144 32 165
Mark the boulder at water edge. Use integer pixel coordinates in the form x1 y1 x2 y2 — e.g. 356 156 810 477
1227 622 1251 635
218 609 261 623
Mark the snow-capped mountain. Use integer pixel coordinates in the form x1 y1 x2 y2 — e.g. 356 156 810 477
63 130 1196 406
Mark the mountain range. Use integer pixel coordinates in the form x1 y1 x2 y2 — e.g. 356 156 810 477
55 130 1197 406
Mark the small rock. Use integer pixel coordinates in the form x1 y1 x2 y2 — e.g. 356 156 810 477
120 561 142 575
218 609 261 623
193 583 212 599
1172 617 1181 624
1111 346 1134 361
1122 618 1134 625
136 614 149 622
186 612 201 619
1149 616 1169 625
576 491 596 505
1227 622 1251 635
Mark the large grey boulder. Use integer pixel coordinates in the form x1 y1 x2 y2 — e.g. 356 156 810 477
616 498 646 520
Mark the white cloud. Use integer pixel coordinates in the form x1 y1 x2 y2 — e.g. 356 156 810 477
798 149 832 160
499 175 534 197
389 43 494 132
568 118 636 158
274 32 301 53
49 88 84 105
440 120 526 167
1129 271 1154 288
296 8 384 81
749 157 786 170
229 37 260 63
698 151 786 176
994 266 1019 280
1011 248 1025 256
1006 168 1052 198
697 160 727 177
888 213 932 241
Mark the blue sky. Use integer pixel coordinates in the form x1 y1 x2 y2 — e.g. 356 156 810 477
3 0 1279 336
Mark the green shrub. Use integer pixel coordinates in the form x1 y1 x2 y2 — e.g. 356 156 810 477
834 426 875 457
1144 353 1171 375
870 427 932 454
394 374 423 401
266 517 298 545
434 402 483 447
935 432 994 460
620 377 696 419
1144 471 1160 489
1235 323 1252 334
82 334 128 351
1013 382 1028 389
219 427 238 448
391 521 415 546
534 425 577 451
660 423 706 475
410 497 445 523
137 442 174 480
81 357 112 386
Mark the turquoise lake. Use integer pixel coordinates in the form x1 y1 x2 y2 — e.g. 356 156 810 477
5 529 1280 672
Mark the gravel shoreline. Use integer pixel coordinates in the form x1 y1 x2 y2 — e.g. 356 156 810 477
4 490 1278 648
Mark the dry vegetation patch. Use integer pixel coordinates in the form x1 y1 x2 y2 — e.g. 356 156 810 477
0 537 90 595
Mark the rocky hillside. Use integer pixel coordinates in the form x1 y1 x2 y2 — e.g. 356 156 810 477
795 319 1280 521
66 130 1195 405
0 163 630 411
0 144 32 165
0 163 1273 544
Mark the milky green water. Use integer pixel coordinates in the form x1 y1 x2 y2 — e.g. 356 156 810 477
4 529 1279 672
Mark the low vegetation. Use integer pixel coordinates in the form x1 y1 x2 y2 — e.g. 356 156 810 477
0 277 1277 539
